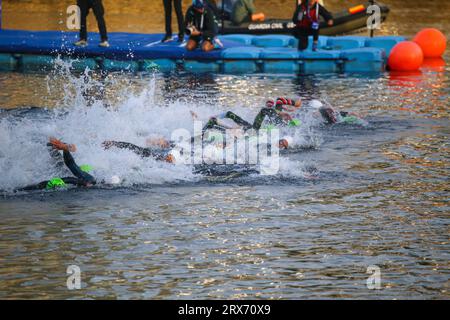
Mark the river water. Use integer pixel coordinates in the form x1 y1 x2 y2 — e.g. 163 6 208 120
0 0 449 299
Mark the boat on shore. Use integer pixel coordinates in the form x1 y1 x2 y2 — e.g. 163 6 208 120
217 1 390 36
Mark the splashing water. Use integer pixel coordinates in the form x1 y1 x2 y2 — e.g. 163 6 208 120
0 60 323 192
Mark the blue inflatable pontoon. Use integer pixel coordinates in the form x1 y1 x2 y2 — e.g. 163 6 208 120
0 30 405 74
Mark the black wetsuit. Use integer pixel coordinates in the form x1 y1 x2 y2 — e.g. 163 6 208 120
105 141 260 177
17 144 96 191
202 108 284 134
185 5 217 43
78 0 108 42
105 141 175 161
202 97 298 134
163 0 184 38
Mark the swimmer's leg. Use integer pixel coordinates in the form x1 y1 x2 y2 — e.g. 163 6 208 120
103 140 170 162
16 181 49 192
252 108 279 129
202 118 227 135
224 111 252 130
103 141 149 156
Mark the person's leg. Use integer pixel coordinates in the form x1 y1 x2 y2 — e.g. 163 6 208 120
312 28 319 51
297 28 309 51
77 0 89 41
224 111 252 130
202 117 223 133
91 0 108 42
163 0 172 38
16 181 49 192
174 0 184 39
252 108 279 129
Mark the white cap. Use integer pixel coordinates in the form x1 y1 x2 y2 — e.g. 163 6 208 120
109 175 121 185
310 99 323 109
282 136 294 147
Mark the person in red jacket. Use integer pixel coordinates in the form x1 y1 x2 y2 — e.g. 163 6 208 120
292 0 333 51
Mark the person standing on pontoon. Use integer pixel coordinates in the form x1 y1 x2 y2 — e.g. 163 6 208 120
74 0 109 47
162 0 185 43
293 0 333 51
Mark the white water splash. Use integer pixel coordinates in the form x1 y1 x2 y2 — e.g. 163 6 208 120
0 60 323 191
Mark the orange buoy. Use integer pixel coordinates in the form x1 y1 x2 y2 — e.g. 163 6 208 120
413 28 447 58
388 41 424 71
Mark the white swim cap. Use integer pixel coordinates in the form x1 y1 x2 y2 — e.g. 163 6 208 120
109 175 121 185
282 136 294 147
310 99 323 109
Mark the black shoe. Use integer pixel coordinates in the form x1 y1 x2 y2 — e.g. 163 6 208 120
178 34 184 42
162 34 172 43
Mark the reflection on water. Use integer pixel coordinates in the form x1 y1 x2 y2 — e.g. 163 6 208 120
0 0 449 300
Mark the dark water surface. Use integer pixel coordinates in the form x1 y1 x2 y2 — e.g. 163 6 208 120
0 0 449 299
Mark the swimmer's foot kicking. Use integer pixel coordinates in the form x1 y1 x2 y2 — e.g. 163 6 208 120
16 138 96 192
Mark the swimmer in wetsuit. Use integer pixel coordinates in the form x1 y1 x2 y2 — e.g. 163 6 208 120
309 100 367 125
16 138 96 192
202 97 302 149
102 139 178 163
102 138 260 176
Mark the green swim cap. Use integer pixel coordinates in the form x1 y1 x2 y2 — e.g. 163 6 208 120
46 177 66 190
79 164 93 173
288 119 301 127
342 115 359 124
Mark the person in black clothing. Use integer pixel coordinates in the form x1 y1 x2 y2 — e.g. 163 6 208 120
185 0 217 52
202 97 303 149
203 98 302 131
74 0 109 47
292 0 333 51
162 0 185 43
102 140 176 163
16 138 96 192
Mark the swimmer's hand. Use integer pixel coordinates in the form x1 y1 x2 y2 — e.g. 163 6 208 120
49 137 76 152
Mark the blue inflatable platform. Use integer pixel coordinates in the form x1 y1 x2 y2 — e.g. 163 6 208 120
0 30 405 74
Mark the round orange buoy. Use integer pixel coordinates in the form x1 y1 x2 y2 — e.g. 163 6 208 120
388 41 424 71
413 28 447 58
